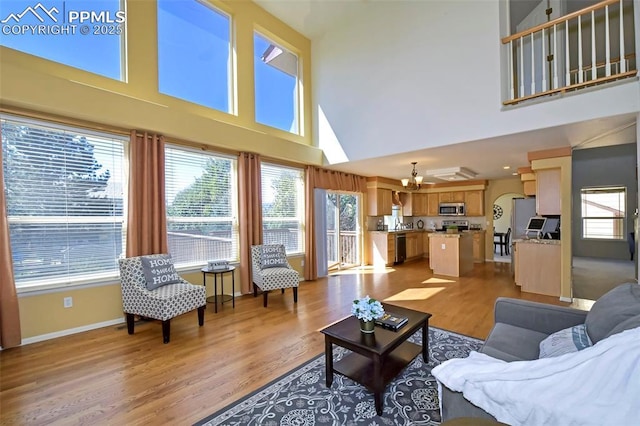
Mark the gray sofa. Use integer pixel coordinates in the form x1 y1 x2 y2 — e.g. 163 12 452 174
440 282 640 421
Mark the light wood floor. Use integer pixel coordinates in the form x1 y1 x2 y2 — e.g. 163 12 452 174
1 260 581 425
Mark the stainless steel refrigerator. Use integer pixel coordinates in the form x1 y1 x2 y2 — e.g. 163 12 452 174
510 197 537 272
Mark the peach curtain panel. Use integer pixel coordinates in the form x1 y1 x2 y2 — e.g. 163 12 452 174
0 144 22 348
307 166 367 193
125 131 168 257
304 168 317 280
238 152 262 294
304 166 367 280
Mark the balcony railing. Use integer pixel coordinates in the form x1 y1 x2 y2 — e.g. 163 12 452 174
326 230 359 266
502 0 636 105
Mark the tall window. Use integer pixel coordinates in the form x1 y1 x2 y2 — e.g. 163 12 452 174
0 0 126 80
254 31 300 134
2 116 126 289
157 0 233 113
165 145 238 266
261 163 304 253
581 186 626 240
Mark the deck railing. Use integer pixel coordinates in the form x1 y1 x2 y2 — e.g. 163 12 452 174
326 230 359 267
502 0 636 105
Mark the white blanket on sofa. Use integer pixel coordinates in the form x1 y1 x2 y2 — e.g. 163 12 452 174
432 326 640 426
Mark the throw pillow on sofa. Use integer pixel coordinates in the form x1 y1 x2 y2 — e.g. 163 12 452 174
539 324 592 358
140 254 180 290
584 282 640 343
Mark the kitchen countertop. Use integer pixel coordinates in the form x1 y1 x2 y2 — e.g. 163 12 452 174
428 232 472 238
513 238 561 245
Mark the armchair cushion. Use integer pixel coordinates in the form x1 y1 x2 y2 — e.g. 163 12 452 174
140 254 180 291
260 244 288 269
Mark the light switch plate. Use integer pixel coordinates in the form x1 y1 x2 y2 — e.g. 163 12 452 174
441 243 446 250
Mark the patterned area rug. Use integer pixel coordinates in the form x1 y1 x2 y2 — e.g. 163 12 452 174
195 327 483 426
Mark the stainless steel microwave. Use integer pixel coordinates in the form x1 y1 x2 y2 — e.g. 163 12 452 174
439 202 466 216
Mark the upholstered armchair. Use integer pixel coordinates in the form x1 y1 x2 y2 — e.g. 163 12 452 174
251 244 299 307
118 254 206 343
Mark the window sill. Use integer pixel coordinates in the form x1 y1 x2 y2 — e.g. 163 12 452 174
16 262 241 296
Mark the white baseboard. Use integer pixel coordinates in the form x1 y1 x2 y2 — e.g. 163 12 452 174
559 296 573 303
20 317 125 346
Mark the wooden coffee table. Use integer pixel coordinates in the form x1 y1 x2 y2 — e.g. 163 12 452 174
320 304 432 415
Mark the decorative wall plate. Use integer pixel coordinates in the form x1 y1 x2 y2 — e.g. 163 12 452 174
493 204 503 220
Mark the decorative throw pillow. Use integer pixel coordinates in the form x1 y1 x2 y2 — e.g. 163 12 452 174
260 245 288 269
584 283 640 343
539 324 592 358
140 254 180 290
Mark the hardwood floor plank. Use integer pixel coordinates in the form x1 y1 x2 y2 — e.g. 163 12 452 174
0 260 574 425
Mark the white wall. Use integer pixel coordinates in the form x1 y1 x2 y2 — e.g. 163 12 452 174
312 0 640 164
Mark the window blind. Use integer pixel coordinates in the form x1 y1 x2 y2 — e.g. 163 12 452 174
165 145 238 264
1 116 126 288
260 162 304 253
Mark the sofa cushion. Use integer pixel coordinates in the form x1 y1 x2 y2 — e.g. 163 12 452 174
604 315 640 339
140 254 180 291
585 283 640 343
482 323 548 361
538 324 592 358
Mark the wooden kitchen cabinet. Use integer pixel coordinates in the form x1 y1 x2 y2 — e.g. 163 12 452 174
427 193 439 216
400 193 427 216
471 231 485 263
406 233 419 259
414 193 428 216
465 190 484 216
523 180 536 196
423 232 431 257
370 232 395 267
536 169 561 215
438 192 465 203
514 241 561 297
368 188 392 216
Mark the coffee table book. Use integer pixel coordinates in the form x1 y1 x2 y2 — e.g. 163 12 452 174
375 313 408 331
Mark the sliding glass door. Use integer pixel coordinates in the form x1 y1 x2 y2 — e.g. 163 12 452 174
326 192 361 270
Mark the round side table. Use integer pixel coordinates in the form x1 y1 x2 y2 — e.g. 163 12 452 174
201 266 235 313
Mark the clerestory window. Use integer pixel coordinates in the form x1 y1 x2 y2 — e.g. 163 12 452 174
0 0 126 80
254 31 300 134
157 0 233 113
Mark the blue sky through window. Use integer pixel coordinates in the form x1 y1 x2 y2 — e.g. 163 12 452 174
0 0 124 80
1 0 300 135
254 32 298 134
157 0 230 112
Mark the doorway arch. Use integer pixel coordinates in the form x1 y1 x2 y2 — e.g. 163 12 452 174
492 192 525 263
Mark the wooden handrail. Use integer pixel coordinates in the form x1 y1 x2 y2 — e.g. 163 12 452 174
501 0 619 44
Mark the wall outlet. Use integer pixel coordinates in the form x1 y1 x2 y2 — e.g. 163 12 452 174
441 243 446 250
63 297 73 308
301 260 304 266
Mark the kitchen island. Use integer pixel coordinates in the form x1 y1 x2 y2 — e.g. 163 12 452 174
513 238 561 297
428 232 474 277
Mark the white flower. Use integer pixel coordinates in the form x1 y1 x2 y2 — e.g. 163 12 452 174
351 295 385 322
